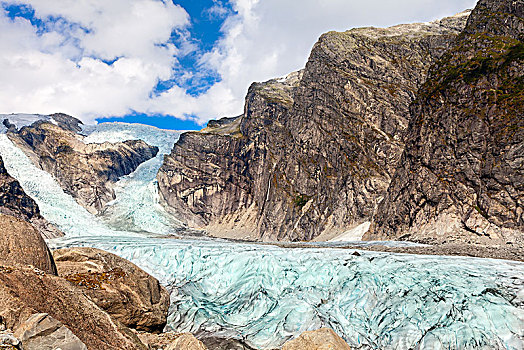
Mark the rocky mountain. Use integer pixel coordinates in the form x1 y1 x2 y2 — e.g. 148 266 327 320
368 0 524 244
158 11 471 241
6 114 159 214
0 155 62 238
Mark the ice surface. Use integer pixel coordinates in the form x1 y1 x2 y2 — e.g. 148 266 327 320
0 113 55 132
53 236 524 350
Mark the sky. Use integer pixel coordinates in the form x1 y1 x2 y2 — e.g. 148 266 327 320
0 0 478 130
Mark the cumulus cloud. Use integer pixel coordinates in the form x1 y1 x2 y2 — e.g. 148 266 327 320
0 0 477 124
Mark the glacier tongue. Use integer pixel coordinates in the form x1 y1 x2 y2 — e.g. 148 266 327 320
0 121 186 236
0 133 135 237
53 236 524 350
82 122 186 234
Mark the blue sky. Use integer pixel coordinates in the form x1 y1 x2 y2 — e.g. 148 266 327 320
0 0 477 130
2 0 231 130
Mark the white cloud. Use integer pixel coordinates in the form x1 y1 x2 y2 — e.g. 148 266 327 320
0 0 478 125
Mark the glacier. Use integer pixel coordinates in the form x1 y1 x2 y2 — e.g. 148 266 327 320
53 235 524 350
0 117 523 349
82 122 187 235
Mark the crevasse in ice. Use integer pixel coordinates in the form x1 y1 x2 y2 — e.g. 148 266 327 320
1 117 523 349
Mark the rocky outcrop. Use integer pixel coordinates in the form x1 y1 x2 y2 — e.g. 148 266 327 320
14 313 87 350
0 213 57 275
0 266 147 350
158 13 470 241
0 156 62 239
53 247 170 333
7 114 158 214
368 0 524 244
281 328 351 350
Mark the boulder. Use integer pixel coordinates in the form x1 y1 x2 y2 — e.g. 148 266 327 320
53 247 170 333
0 266 146 350
136 332 208 350
14 313 87 350
165 333 207 350
0 213 57 275
282 328 352 350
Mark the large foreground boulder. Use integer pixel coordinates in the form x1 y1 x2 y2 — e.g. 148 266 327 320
282 328 352 350
0 213 57 275
0 266 146 350
53 247 170 333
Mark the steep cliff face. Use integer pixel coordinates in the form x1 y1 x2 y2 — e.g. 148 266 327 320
369 0 524 244
7 115 159 214
158 12 470 241
0 156 62 238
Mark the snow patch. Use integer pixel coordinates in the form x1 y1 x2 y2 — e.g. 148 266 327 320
329 221 371 242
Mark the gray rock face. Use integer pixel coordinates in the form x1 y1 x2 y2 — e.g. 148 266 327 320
158 13 470 241
14 313 87 350
0 156 62 239
368 0 524 244
8 115 159 214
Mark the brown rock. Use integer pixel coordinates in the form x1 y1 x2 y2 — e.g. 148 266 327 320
53 247 170 333
14 313 87 350
282 328 351 350
165 333 207 350
0 213 57 275
0 266 146 350
0 331 21 349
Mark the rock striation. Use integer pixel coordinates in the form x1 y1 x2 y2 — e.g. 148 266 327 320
7 114 159 214
158 12 470 241
53 247 170 333
0 156 62 238
368 0 524 244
